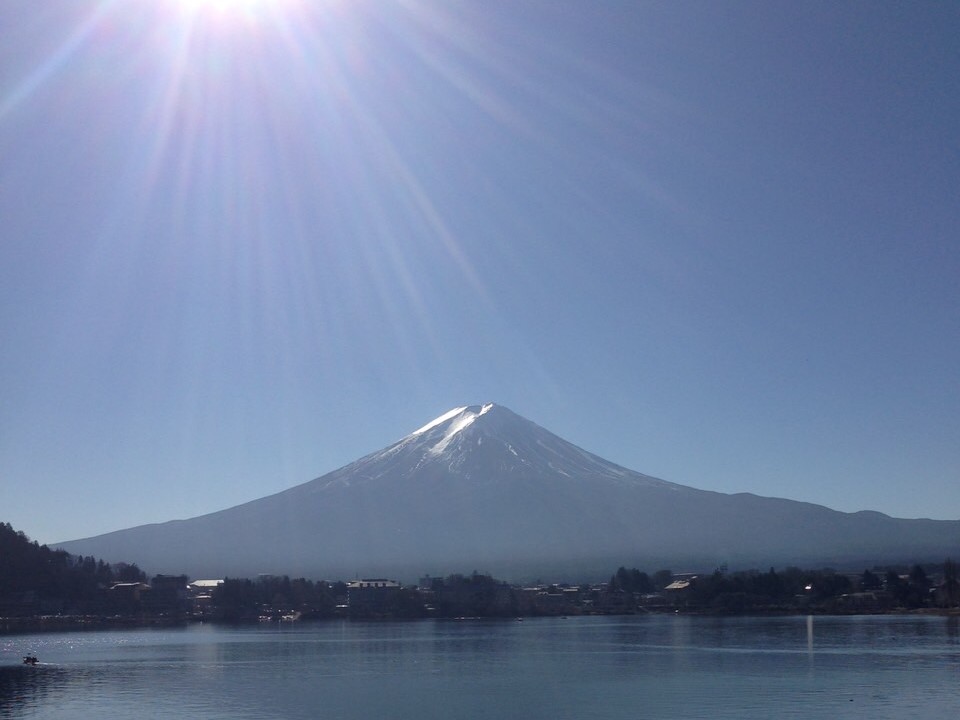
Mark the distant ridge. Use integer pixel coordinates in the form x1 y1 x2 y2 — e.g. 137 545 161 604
56 404 960 580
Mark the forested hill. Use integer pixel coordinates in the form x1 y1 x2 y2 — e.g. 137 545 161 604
0 522 146 616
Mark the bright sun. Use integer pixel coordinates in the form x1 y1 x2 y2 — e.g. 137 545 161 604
173 0 279 16
168 0 305 28
177 0 263 6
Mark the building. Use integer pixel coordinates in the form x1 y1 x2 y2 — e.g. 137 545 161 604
346 579 402 616
144 574 190 614
188 579 224 616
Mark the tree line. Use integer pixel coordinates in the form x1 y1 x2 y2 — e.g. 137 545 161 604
212 576 349 622
608 561 960 612
2 520 957 621
0 522 146 615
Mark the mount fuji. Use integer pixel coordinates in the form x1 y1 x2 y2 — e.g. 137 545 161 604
56 404 960 580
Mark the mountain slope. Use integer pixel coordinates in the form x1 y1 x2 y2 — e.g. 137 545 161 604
56 404 960 580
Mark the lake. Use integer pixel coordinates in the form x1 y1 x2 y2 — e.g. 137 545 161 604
2 614 959 719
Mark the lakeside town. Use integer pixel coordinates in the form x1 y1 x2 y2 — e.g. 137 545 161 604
2 523 959 633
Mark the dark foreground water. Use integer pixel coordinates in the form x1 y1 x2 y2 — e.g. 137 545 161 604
2 615 959 719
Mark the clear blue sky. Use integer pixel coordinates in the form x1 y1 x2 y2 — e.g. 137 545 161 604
2 0 958 545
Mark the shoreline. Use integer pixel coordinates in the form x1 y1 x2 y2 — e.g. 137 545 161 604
4 606 958 636
1 615 190 636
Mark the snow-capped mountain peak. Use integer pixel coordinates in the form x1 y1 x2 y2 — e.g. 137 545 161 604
419 404 494 456
411 406 470 436
348 403 676 491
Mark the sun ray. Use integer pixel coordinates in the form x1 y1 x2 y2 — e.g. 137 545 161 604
0 1 115 120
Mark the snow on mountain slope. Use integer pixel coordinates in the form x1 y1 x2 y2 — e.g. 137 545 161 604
299 404 682 491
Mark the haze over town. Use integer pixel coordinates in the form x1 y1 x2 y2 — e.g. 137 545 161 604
2 1 958 546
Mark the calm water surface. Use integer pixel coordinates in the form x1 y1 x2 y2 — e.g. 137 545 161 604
2 615 959 719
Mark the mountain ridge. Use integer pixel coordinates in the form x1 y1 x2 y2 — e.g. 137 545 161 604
56 404 959 581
